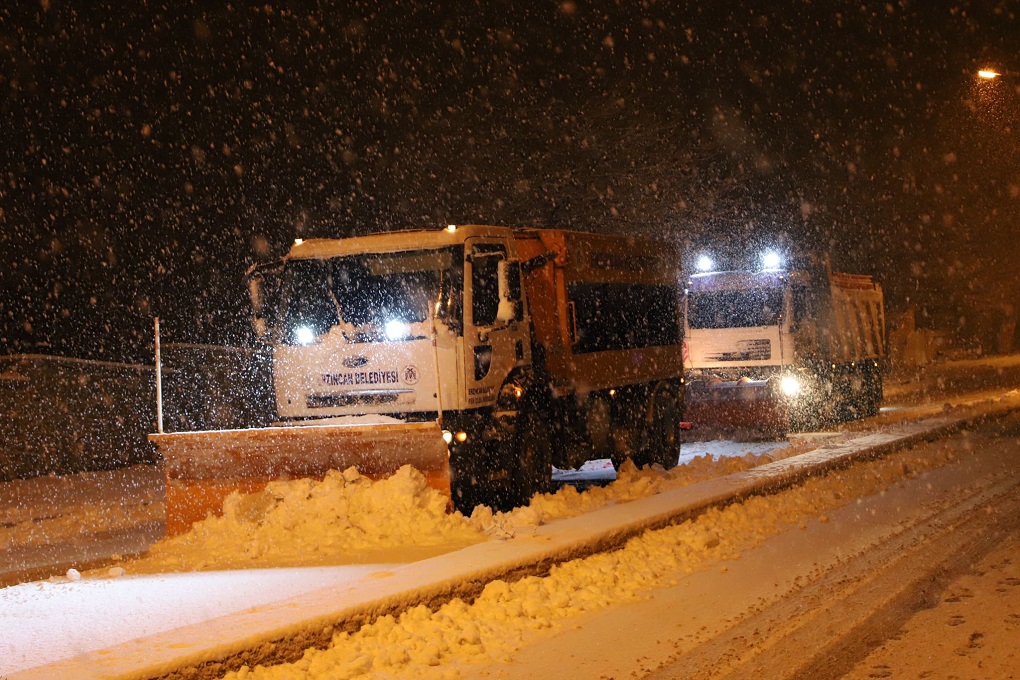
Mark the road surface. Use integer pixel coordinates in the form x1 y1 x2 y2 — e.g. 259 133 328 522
487 414 1020 680
2 358 1019 678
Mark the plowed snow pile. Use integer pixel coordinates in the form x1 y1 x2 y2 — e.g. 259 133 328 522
220 442 966 680
126 466 486 572
120 449 778 574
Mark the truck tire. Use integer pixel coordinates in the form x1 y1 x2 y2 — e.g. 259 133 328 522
636 386 680 470
845 370 868 420
449 443 481 515
863 367 883 417
513 410 553 506
586 393 613 459
832 373 859 422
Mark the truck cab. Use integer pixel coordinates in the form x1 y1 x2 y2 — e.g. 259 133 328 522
684 269 805 375
248 225 530 426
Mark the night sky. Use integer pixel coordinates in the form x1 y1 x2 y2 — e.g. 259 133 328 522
2 1 1019 362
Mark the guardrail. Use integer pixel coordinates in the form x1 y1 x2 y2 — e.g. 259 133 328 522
0 347 272 482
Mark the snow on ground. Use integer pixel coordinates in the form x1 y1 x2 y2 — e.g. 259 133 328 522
3 382 1018 678
0 564 395 676
116 442 789 575
0 439 796 676
216 432 966 680
845 530 1020 679
7 411 1013 680
0 442 787 579
677 439 788 465
0 465 163 552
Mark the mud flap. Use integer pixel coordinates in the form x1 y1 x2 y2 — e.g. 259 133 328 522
151 421 450 535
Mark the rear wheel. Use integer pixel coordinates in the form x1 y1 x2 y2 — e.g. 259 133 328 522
846 370 868 420
862 366 883 417
635 386 681 470
830 371 860 422
586 393 613 459
513 410 553 506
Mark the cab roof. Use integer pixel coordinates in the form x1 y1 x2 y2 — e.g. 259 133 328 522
286 224 515 260
686 269 812 292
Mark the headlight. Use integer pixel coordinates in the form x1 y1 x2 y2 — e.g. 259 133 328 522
442 430 454 444
762 250 782 270
385 319 411 340
294 325 317 345
695 254 714 272
780 375 802 397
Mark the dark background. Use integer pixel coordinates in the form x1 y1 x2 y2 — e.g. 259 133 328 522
2 1 1019 362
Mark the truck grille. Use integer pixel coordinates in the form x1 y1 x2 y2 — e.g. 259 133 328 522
706 339 772 362
306 390 410 408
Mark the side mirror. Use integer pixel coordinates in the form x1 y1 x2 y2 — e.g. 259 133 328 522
245 260 283 339
435 271 462 334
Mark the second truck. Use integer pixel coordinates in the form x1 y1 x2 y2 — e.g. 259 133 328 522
683 252 886 437
151 225 686 532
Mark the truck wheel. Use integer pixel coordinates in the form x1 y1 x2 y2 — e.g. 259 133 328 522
637 387 680 470
832 374 856 422
845 371 867 420
586 393 613 459
513 410 553 506
449 438 493 515
863 367 883 417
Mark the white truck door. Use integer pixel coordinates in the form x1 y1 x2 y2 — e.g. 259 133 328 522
464 238 527 409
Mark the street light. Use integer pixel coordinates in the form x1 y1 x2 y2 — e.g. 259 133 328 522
976 68 1020 80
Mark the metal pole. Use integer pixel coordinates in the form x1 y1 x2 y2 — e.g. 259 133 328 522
154 317 164 434
431 303 444 427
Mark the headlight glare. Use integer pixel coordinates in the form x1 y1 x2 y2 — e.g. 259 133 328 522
385 319 411 340
780 375 802 397
294 325 317 345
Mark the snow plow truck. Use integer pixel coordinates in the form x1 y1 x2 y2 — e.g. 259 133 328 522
151 226 686 533
683 254 885 438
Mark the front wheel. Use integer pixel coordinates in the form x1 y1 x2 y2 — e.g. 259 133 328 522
513 410 553 506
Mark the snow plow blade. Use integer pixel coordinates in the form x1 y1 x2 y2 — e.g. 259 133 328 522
684 379 789 439
150 421 450 535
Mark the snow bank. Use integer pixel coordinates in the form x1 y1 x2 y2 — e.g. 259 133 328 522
221 443 962 680
122 450 782 575
128 466 486 573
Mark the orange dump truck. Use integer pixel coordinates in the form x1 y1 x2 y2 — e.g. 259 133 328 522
151 226 685 533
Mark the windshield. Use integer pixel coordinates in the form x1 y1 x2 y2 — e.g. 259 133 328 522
687 288 785 329
279 246 462 344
